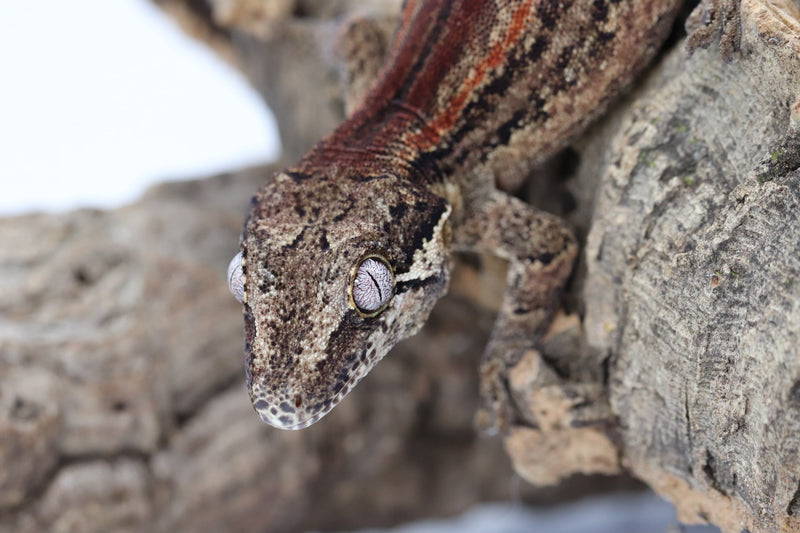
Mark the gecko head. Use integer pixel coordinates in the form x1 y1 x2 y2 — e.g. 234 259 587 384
228 170 453 429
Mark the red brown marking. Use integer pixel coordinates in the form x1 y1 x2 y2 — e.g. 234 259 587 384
406 1 533 149
296 0 681 186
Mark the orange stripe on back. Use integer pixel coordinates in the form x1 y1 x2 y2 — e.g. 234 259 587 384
409 1 533 150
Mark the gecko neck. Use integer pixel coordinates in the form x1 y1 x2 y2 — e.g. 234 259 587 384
295 101 441 185
292 0 531 187
295 0 556 185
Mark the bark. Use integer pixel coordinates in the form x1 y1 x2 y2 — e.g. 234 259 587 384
576 2 800 531
2 1 799 532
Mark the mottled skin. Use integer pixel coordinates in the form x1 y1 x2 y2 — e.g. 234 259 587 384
233 0 739 430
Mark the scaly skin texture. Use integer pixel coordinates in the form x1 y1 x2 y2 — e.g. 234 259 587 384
231 0 720 431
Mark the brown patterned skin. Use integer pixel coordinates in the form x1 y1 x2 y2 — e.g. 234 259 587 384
231 0 732 431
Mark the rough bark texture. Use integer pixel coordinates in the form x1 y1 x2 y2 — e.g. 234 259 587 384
578 2 800 532
2 0 799 532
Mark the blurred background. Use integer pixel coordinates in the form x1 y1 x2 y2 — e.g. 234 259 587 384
0 1 721 532
0 0 279 216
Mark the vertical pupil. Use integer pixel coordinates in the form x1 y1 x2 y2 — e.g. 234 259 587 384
366 271 383 300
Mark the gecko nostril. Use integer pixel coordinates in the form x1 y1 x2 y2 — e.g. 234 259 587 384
294 394 303 408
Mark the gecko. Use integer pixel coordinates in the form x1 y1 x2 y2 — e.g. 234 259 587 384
228 0 739 431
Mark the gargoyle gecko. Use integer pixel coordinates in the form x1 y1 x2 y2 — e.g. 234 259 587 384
228 0 738 430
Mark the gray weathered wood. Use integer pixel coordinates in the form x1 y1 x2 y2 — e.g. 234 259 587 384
577 2 800 531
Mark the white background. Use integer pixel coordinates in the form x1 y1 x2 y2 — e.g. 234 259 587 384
0 0 279 216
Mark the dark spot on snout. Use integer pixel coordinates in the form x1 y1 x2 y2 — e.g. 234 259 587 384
591 0 609 22
538 252 555 265
254 399 268 410
286 171 311 183
279 402 295 413
282 226 308 251
390 203 408 219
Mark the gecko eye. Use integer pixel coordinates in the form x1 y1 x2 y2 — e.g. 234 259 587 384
227 252 245 303
351 256 394 316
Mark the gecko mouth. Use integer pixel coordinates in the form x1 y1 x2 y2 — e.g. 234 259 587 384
253 404 328 430
249 380 357 430
247 348 376 430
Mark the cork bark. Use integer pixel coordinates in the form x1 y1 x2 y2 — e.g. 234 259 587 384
2 1 799 532
578 2 800 531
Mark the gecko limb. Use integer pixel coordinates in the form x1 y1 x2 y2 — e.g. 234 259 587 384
455 190 577 433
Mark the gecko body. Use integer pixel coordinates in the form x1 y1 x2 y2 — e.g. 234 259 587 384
229 0 687 430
